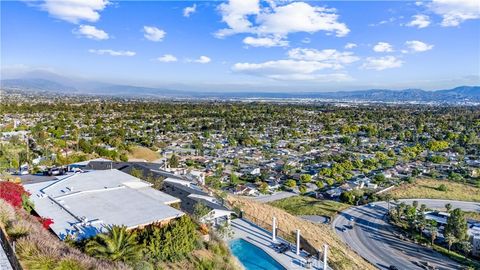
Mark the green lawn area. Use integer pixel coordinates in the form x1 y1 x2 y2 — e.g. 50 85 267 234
268 196 350 219
388 178 480 202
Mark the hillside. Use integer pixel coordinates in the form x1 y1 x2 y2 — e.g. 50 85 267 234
226 196 375 270
387 178 480 202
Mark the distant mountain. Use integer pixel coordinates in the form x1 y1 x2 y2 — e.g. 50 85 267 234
437 86 480 98
1 76 478 103
1 78 77 92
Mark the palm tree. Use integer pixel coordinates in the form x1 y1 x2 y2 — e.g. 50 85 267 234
445 233 456 252
428 220 438 245
85 225 143 263
445 203 452 213
384 194 392 211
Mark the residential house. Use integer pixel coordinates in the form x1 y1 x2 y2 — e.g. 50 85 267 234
24 170 183 240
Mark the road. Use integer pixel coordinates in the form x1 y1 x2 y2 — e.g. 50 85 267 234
332 199 480 270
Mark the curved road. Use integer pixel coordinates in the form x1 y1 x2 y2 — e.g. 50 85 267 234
332 199 480 270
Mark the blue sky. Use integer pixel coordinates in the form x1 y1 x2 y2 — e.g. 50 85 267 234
1 0 479 92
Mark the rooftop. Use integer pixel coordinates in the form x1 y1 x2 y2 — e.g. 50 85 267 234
25 169 184 240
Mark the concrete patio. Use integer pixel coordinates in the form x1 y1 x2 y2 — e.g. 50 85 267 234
229 218 330 270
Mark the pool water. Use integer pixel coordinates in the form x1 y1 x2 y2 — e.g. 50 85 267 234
229 238 286 270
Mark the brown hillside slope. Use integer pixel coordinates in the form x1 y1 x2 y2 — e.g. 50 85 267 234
227 196 375 270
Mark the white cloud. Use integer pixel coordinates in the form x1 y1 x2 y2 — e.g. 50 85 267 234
406 14 431 28
183 4 197 17
429 0 480 27
405 40 434 52
216 0 260 37
157 54 178 63
39 0 109 24
255 2 350 37
88 49 136 56
344 43 357 49
243 35 288 47
287 48 359 66
362 56 403 70
190 56 211 64
373 42 394 52
216 0 349 44
74 25 109 40
143 26 166 42
232 47 358 81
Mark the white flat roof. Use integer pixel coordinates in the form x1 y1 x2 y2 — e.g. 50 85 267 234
25 170 183 240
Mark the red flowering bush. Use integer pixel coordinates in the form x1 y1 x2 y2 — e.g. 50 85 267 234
0 181 30 208
37 217 54 230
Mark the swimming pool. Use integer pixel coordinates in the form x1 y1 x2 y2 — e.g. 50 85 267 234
229 238 286 270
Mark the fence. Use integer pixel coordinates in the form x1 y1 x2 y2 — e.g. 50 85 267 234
0 228 22 270
242 212 295 245
225 198 320 257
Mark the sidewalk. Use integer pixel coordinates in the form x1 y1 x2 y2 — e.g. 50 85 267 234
0 238 13 270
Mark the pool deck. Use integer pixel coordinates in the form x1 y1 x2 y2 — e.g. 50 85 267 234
230 218 330 270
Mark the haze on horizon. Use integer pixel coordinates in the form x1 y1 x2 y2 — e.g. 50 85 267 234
1 0 480 92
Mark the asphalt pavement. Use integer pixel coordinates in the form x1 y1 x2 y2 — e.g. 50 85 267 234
332 199 479 270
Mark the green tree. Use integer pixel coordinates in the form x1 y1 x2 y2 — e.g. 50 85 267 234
85 225 143 263
340 191 355 205
193 202 211 222
300 174 312 183
445 208 468 243
259 182 269 194
168 154 179 168
445 203 452 213
284 179 296 188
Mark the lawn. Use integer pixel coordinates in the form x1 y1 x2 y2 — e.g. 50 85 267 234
268 196 350 219
387 178 480 202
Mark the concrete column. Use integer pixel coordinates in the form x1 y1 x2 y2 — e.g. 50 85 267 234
323 244 328 270
296 229 301 255
272 217 277 242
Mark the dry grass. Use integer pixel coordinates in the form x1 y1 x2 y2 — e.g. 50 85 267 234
227 195 375 270
465 211 480 222
387 178 480 202
0 199 129 270
128 146 159 162
269 196 350 219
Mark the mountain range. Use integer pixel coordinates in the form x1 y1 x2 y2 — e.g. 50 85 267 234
1 75 479 103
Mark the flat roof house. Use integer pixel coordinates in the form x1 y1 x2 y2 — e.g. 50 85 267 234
24 169 184 240
162 178 233 225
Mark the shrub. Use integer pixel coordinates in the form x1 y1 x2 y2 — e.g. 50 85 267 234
0 181 30 208
438 184 448 192
16 236 41 259
38 217 54 229
7 220 32 240
54 258 86 270
0 199 16 226
21 193 34 214
140 215 198 263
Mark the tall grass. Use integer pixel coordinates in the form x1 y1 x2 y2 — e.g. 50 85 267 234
0 198 130 270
